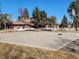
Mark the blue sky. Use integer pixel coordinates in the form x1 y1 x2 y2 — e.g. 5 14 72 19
1 0 73 23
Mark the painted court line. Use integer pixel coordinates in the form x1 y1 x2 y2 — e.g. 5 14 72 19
0 40 57 51
55 37 79 50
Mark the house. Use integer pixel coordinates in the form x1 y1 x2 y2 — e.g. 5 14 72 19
12 19 34 31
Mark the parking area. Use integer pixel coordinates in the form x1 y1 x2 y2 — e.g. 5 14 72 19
0 31 79 50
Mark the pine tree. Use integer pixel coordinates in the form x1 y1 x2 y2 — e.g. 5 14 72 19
22 8 29 19
67 0 79 31
61 15 68 28
32 6 47 28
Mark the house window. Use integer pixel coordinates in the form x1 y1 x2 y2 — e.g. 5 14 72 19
23 26 25 29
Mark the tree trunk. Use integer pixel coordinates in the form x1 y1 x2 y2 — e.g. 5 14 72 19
76 22 78 31
4 22 6 29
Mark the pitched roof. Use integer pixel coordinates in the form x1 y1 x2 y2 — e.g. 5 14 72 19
12 19 34 26
12 21 25 25
21 19 34 26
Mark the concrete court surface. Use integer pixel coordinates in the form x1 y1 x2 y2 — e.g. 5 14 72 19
0 31 79 50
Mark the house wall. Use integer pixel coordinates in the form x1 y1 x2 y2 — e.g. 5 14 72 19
13 25 26 29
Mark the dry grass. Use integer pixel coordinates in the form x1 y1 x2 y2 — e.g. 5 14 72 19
0 29 13 33
0 42 79 59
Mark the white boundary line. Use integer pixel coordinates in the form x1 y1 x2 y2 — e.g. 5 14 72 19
55 37 79 50
0 40 57 51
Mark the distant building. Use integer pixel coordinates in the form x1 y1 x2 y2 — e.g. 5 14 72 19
12 18 34 30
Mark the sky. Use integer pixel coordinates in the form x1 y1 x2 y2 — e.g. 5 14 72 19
0 0 73 23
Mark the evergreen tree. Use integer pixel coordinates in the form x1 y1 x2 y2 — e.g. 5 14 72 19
47 16 56 27
40 10 47 20
0 14 12 29
67 0 79 31
22 8 29 19
32 6 40 28
61 15 68 28
32 7 40 20
32 6 47 28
